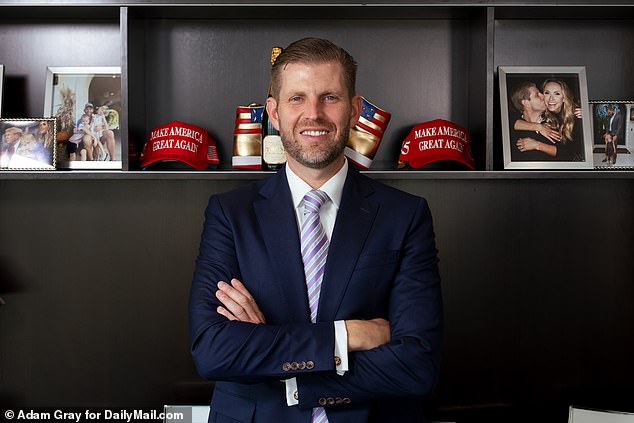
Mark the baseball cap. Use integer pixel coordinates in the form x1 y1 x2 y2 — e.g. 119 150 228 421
398 119 475 170
141 121 220 170
84 102 94 108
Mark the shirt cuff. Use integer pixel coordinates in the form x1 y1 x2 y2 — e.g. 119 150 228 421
285 378 299 406
334 320 349 376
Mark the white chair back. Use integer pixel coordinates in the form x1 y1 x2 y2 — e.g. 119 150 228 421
569 406 634 423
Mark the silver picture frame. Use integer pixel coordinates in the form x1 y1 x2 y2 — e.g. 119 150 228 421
589 100 634 169
44 66 121 169
0 64 4 117
499 66 593 170
0 118 57 170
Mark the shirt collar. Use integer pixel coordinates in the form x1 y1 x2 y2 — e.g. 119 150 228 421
286 159 348 210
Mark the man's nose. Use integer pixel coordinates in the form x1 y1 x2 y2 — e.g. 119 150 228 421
304 97 323 119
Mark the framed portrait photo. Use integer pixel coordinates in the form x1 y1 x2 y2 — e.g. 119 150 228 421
44 66 121 169
0 118 56 170
499 66 593 170
589 101 634 169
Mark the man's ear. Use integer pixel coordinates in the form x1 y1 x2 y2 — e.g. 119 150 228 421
350 95 362 127
266 97 280 131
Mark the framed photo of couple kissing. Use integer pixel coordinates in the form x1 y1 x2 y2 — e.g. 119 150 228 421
44 66 122 169
499 66 593 170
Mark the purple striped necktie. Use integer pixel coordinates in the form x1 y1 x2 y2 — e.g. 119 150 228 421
300 189 330 423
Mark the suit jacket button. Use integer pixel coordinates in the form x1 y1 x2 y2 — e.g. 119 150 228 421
327 397 335 405
319 398 327 406
282 362 291 371
334 356 342 366
298 361 306 370
306 361 315 369
290 361 299 370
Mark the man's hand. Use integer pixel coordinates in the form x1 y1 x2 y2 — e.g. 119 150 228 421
216 278 266 324
345 318 391 352
537 124 561 144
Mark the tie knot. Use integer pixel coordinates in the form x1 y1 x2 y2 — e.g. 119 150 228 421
303 190 328 214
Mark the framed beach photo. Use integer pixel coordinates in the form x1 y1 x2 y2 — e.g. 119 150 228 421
44 66 121 169
499 66 593 170
0 118 56 170
589 101 634 169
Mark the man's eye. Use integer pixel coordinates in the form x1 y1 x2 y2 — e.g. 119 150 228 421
289 96 302 103
324 95 339 102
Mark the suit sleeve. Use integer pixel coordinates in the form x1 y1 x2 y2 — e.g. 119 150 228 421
189 195 336 384
295 197 443 407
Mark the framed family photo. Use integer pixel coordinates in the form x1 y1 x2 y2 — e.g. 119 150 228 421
0 118 56 170
44 66 121 169
589 101 634 169
499 66 593 170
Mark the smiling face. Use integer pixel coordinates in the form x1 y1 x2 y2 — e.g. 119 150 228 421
543 81 565 113
267 61 360 172
3 129 21 145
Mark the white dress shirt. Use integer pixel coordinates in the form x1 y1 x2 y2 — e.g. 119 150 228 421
284 159 350 405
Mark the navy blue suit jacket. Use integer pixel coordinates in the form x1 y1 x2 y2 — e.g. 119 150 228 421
189 166 442 423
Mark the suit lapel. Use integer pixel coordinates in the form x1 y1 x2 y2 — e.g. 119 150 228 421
254 169 311 323
317 168 378 321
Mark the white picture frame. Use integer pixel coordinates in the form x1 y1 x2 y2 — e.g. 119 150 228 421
44 66 121 169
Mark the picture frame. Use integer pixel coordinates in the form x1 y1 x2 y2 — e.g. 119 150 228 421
0 64 4 117
589 100 634 169
499 66 593 170
44 66 121 169
0 118 57 170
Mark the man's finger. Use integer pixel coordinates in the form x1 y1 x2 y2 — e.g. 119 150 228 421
217 306 237 321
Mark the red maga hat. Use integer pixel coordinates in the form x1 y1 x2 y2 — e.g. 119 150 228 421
142 121 219 170
398 119 475 170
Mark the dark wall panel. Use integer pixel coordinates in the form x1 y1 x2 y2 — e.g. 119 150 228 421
0 21 120 118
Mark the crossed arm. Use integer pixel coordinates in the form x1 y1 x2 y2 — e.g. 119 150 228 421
215 278 390 352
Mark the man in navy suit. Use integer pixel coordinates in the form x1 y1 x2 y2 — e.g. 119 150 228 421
189 37 443 423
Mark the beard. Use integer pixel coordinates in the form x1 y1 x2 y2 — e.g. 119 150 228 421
280 118 350 170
